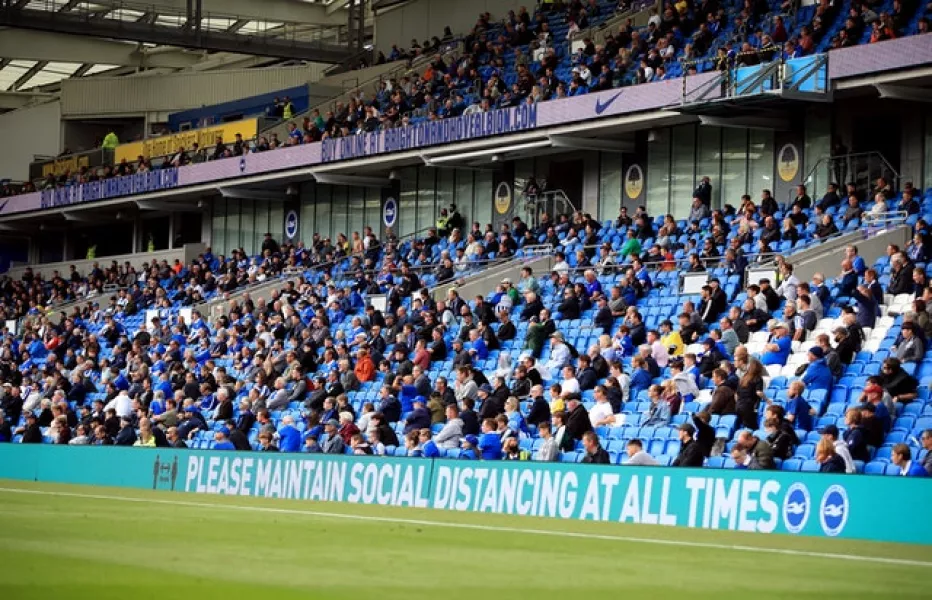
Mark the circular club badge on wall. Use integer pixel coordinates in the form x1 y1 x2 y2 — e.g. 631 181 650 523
383 197 398 229
494 181 512 215
625 164 644 199
284 210 298 239
778 143 800 183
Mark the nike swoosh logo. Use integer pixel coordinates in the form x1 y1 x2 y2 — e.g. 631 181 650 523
0 199 9 215
595 91 623 114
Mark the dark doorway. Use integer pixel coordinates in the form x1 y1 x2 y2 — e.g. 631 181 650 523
546 159 584 211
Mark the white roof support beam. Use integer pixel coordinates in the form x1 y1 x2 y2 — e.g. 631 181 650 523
548 135 635 153
698 115 791 131
875 84 932 103
86 0 349 25
0 30 204 69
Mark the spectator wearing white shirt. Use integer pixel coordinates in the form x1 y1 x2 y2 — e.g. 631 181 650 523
106 390 133 419
776 262 800 302
560 365 581 397
552 252 570 275
546 332 572 376
589 385 616 428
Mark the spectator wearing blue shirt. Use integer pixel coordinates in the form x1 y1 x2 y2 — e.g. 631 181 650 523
801 346 834 394
784 380 814 432
278 415 302 453
761 322 792 365
213 427 235 450
892 443 928 477
478 418 502 460
837 260 859 297
419 429 440 458
845 246 866 276
583 270 602 297
629 356 653 398
467 328 488 361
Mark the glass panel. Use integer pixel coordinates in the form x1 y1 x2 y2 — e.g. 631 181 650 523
398 167 418 238
211 198 226 257
331 186 349 242
364 188 380 238
646 131 671 215
804 110 831 196
240 199 256 256
721 129 748 207
455 169 474 231
748 129 775 205
224 198 240 255
513 158 535 202
269 201 284 247
348 187 365 245
696 126 722 209
599 152 622 222
474 169 493 231
300 185 315 246
670 125 697 218
417 167 437 234
436 169 455 229
316 185 332 241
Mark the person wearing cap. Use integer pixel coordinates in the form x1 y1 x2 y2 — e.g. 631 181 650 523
545 331 572 376
890 443 928 477
403 397 431 434
672 423 705 467
322 419 345 454
460 434 480 460
819 424 855 473
15 411 42 444
801 345 833 395
211 426 235 451
760 321 792 365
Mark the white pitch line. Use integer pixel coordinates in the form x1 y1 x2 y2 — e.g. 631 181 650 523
1 486 930 568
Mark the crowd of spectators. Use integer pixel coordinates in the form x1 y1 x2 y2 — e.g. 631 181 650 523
14 2 931 197
3 170 932 477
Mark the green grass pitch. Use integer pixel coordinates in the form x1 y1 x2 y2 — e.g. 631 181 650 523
0 479 930 599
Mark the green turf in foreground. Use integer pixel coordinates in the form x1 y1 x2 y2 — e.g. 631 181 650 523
0 480 930 599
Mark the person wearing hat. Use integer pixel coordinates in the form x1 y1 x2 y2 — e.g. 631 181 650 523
672 423 705 467
322 419 345 454
801 345 833 395
15 411 42 444
760 321 792 365
460 434 480 460
545 331 572 376
213 426 235 451
403 396 431 434
819 424 855 473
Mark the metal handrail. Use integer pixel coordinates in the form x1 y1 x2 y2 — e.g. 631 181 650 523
801 151 901 195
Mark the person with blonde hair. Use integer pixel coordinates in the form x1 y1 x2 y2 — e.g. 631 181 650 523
134 418 156 447
815 437 845 473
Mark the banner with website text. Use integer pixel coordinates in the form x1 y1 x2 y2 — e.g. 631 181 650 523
113 118 261 164
0 445 928 544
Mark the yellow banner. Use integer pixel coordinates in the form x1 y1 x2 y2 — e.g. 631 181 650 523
114 118 260 163
40 154 90 178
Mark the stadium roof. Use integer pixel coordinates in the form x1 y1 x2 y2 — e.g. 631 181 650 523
0 0 357 92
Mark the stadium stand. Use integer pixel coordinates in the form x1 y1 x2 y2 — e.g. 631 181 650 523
3 170 932 479
2 1 932 483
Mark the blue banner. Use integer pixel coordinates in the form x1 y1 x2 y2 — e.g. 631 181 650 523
1 445 928 544
39 168 179 209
